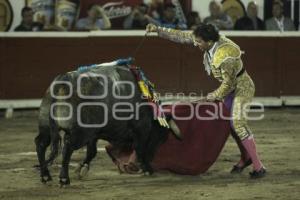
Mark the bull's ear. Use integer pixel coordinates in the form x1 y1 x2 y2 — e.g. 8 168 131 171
168 119 183 141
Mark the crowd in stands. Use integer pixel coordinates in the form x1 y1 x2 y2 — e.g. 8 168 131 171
14 0 296 32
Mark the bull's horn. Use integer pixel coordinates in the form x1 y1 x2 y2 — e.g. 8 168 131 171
168 119 182 140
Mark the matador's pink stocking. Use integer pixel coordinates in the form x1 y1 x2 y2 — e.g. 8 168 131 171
242 136 263 171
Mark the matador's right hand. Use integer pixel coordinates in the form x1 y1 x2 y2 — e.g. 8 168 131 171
146 23 158 33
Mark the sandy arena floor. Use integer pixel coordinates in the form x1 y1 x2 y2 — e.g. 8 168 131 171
0 108 299 200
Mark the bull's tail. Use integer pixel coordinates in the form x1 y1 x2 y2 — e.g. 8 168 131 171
35 124 61 169
37 101 62 167
45 130 61 166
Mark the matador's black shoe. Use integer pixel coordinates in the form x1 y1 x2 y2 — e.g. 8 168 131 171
249 167 267 179
230 159 252 174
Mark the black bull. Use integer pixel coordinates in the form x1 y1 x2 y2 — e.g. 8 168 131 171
35 65 171 186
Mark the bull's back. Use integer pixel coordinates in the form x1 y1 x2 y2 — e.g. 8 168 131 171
42 65 142 131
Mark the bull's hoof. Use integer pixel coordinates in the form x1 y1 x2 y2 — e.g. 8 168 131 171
147 169 154 175
79 164 89 179
141 165 154 176
75 163 89 179
41 175 52 184
59 178 70 187
40 169 52 184
33 164 40 169
143 171 153 176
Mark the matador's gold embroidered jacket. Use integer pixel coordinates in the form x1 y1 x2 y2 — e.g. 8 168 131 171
157 27 255 101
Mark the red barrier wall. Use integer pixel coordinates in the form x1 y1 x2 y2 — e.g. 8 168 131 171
0 35 299 99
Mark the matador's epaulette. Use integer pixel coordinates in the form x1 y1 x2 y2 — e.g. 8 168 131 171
212 42 242 68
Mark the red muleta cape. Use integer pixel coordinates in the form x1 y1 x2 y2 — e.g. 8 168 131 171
106 101 231 175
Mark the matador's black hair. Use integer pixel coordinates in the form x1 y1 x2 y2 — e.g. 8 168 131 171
193 23 220 42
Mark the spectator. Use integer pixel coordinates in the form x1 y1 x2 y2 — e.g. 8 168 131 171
76 4 111 31
14 7 43 31
265 1 295 31
123 4 151 29
203 1 233 30
234 1 264 30
152 3 187 29
187 11 202 30
147 0 164 20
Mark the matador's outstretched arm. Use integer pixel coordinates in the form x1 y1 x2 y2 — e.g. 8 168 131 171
146 24 194 45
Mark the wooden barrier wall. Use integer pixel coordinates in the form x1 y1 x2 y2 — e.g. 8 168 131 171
0 33 299 99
